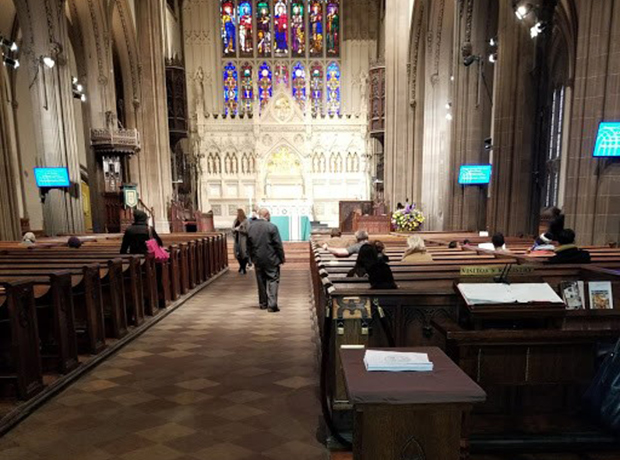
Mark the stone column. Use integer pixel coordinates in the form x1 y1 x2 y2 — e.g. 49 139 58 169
486 0 537 235
14 0 85 236
384 0 414 209
135 0 173 233
0 72 21 240
447 0 497 231
564 0 620 244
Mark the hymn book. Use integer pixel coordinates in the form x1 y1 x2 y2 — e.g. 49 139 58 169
560 281 586 310
363 350 434 372
457 283 564 305
588 281 614 310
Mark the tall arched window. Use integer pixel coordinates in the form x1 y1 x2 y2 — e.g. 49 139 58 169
326 1 340 57
292 62 306 110
240 62 253 113
274 0 289 56
291 2 305 57
223 62 238 115
220 1 342 114
256 1 272 57
543 86 565 207
326 61 340 115
258 61 273 110
221 1 236 56
310 62 323 114
238 1 253 57
309 1 323 57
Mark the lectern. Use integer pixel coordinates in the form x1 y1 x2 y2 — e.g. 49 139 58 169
341 347 486 460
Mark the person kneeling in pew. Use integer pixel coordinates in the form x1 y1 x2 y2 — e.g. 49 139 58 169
546 229 591 264
347 244 397 289
323 229 369 257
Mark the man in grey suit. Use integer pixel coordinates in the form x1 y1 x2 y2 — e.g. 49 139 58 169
247 208 285 312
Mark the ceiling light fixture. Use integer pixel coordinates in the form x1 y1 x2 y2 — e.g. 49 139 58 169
42 56 56 68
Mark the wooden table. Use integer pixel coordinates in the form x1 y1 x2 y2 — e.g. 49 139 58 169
341 347 486 460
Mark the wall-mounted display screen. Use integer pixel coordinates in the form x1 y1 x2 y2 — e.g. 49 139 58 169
593 122 620 157
34 167 71 187
458 165 492 185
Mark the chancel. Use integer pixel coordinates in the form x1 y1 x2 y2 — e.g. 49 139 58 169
0 1 619 460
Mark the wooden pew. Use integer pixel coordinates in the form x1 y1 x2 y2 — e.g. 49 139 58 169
0 280 45 400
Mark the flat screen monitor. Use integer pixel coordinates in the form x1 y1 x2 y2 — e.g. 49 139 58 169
593 122 620 157
458 164 492 185
34 167 70 188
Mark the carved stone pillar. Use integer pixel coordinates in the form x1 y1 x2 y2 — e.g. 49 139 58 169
447 0 498 231
384 0 415 209
564 0 620 245
14 0 85 236
135 0 173 233
0 72 21 240
486 0 537 235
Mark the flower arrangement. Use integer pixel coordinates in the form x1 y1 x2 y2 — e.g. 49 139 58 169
392 203 425 232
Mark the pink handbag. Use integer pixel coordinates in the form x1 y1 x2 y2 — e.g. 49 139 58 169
146 229 170 263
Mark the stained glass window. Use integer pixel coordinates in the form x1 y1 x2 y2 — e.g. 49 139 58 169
223 62 238 115
309 1 323 57
291 2 305 57
274 0 289 56
326 61 340 115
258 61 272 110
275 63 289 87
221 1 236 56
326 1 340 56
240 63 253 114
292 62 306 110
256 1 272 57
310 62 323 114
238 1 253 57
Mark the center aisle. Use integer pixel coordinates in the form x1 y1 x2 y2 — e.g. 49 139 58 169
0 269 327 460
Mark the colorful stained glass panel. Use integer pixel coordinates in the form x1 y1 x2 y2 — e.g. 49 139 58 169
275 63 289 87
274 0 289 56
240 63 253 113
292 61 306 110
310 62 323 114
223 61 238 115
309 1 323 57
291 2 305 57
326 61 340 115
258 61 272 110
326 1 340 56
238 1 253 57
256 1 272 57
221 1 236 56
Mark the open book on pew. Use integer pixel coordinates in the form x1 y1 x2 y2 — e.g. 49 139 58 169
457 283 564 305
364 350 434 372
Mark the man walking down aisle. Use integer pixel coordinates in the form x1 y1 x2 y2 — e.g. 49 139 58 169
247 208 286 312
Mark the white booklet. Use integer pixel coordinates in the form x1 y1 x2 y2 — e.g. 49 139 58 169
589 281 614 310
457 283 564 305
363 350 434 372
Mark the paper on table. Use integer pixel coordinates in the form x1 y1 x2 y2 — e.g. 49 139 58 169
509 283 563 303
364 350 434 372
457 284 515 305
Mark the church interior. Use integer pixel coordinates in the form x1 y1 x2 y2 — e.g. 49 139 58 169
1 0 620 459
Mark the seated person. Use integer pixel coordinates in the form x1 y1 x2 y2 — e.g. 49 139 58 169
546 229 591 264
368 257 398 289
401 235 433 263
323 229 369 257
347 244 378 278
373 240 390 263
478 232 507 251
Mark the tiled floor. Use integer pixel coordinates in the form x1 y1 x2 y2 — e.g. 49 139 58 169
0 269 327 460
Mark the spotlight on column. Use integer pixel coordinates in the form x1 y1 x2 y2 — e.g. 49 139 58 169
514 2 532 20
0 36 18 52
488 53 498 64
2 56 19 69
80 94 87 102
445 113 453 121
445 102 452 110
42 56 56 68
463 55 480 67
489 37 498 47
484 138 493 151
530 21 546 38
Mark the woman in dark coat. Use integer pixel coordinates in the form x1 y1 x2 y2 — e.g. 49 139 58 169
233 208 250 274
120 210 162 255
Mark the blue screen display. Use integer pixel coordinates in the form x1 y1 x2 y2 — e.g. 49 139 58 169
593 122 620 157
458 165 492 185
34 167 70 187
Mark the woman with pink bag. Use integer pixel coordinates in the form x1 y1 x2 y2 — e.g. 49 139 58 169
120 210 167 261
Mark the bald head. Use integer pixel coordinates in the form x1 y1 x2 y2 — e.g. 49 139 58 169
258 208 271 221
